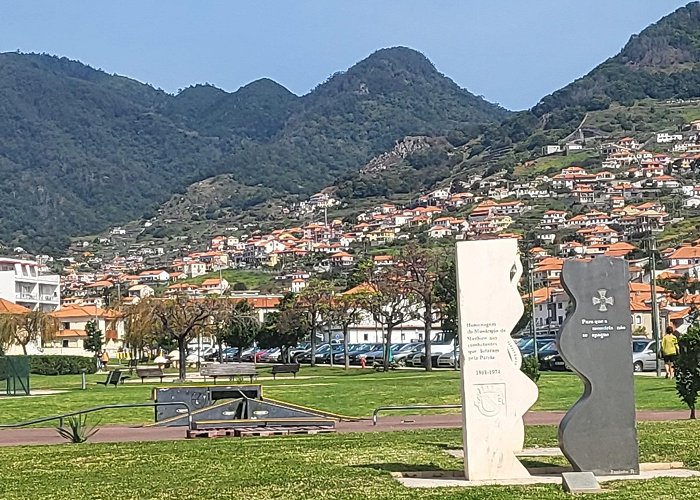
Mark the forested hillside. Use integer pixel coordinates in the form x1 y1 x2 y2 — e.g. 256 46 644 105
0 47 505 253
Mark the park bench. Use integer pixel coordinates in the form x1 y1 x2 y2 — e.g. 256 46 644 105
136 367 166 384
200 364 258 384
271 363 300 379
96 370 128 387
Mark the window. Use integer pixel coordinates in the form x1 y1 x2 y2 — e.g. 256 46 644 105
62 340 69 348
400 333 406 341
558 303 563 309
62 322 70 330
635 316 641 324
363 333 368 341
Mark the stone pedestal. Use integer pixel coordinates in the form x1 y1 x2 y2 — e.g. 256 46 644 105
558 257 639 476
455 239 539 480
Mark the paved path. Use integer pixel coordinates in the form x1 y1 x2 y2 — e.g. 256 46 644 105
0 410 690 447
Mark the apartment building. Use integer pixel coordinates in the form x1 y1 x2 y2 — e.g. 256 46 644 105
0 257 60 312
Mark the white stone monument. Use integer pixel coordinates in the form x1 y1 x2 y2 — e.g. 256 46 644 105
455 239 539 480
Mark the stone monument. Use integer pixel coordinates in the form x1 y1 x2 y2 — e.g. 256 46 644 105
558 256 639 476
455 239 539 480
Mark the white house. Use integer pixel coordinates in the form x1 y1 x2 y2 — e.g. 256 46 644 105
0 257 60 312
44 305 125 357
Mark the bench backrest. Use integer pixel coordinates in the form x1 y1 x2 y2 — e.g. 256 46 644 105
106 370 122 384
136 368 164 376
200 364 257 376
272 364 300 372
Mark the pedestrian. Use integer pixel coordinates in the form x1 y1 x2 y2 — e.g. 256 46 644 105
661 326 679 379
100 350 110 371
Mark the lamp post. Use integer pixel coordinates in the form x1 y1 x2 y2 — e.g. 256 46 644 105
648 234 662 378
527 256 539 363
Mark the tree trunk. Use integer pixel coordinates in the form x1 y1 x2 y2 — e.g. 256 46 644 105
217 337 224 363
423 310 432 372
21 343 28 355
383 325 393 371
343 324 350 370
177 336 187 381
310 318 317 367
691 407 696 420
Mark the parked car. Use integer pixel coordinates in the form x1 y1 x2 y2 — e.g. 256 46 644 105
317 344 345 364
632 338 657 372
393 343 424 365
221 347 239 362
296 343 331 364
436 349 460 368
536 341 560 371
518 337 556 357
332 343 364 364
259 348 281 363
348 344 382 365
239 347 261 362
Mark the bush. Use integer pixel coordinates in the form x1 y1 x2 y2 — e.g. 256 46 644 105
29 355 97 375
521 354 541 383
676 327 700 420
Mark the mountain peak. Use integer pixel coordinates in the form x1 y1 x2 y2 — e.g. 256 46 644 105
234 78 296 97
534 2 700 115
616 1 700 69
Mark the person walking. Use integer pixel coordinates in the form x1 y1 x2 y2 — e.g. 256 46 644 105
661 326 679 379
99 350 110 372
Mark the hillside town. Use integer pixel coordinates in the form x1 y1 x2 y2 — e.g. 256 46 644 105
4 117 700 357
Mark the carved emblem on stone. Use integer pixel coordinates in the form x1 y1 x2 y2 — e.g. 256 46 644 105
474 384 506 417
592 289 614 312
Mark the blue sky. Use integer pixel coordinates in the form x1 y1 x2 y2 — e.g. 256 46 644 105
0 0 690 110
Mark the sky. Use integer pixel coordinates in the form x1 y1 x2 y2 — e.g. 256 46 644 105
0 0 691 110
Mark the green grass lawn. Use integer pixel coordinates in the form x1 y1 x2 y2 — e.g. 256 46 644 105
0 368 687 426
0 422 699 499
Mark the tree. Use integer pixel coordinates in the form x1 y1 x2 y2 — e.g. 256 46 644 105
295 281 334 367
121 300 156 363
83 320 103 354
258 307 308 362
366 266 419 370
218 300 260 362
328 292 367 369
401 245 446 371
152 296 216 380
435 259 458 339
0 310 58 355
676 326 700 419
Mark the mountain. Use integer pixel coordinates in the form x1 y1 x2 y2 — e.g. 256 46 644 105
535 2 700 116
0 52 223 252
0 47 507 252
205 47 509 193
164 79 300 141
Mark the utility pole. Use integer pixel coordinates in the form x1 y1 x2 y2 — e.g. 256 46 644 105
648 234 662 377
527 256 539 363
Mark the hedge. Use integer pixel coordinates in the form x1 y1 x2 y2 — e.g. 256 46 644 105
29 355 98 375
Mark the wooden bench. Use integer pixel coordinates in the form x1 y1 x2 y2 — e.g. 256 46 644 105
200 364 257 384
96 370 128 387
136 367 166 383
271 363 300 379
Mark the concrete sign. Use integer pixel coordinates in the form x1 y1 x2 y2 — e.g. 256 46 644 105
455 239 539 480
558 257 639 476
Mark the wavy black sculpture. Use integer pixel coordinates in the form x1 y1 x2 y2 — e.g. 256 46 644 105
558 257 639 476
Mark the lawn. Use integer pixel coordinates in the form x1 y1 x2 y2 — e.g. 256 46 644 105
0 422 699 499
0 368 687 426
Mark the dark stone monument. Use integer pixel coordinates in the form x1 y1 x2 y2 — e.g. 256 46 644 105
558 256 639 476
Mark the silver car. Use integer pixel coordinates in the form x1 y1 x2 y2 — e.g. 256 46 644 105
632 339 657 372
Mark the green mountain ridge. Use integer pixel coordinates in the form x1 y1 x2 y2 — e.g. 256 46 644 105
0 46 506 253
7 2 700 254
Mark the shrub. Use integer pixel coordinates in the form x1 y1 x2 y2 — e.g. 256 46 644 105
56 415 100 443
29 355 97 375
521 354 541 383
676 327 700 420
